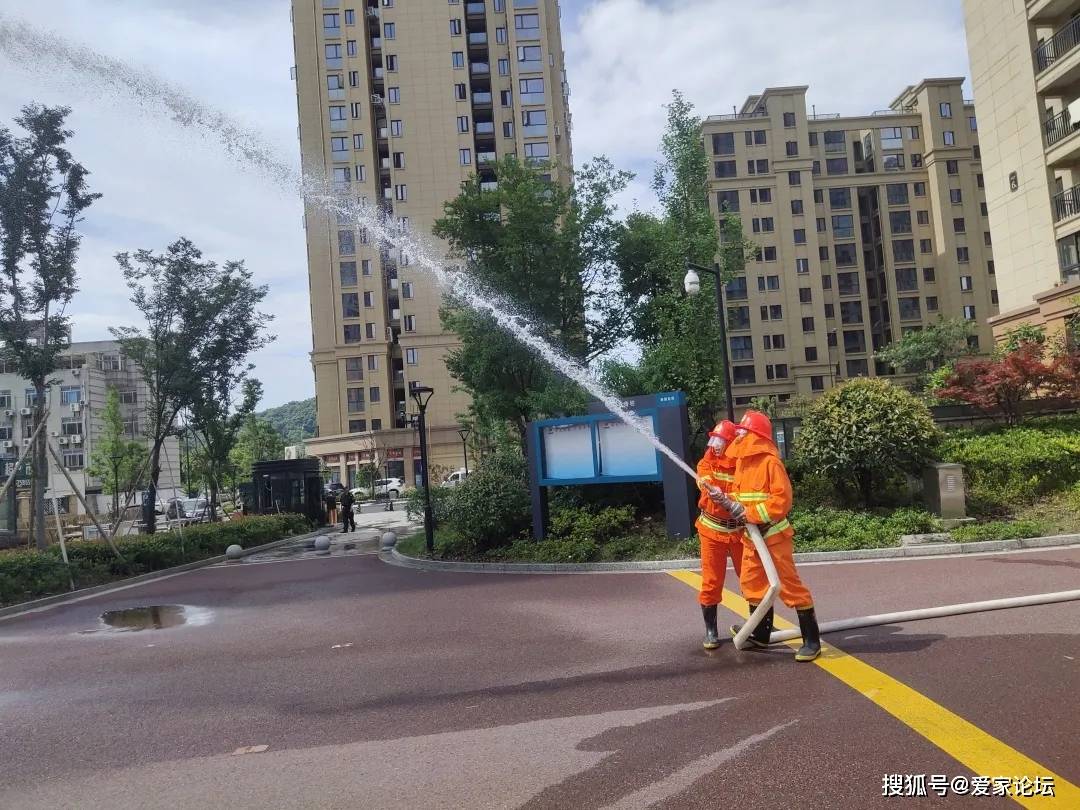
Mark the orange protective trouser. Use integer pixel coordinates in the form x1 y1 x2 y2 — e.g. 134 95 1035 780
698 533 744 606
739 534 813 610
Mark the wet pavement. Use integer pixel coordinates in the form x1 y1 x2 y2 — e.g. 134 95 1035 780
0 546 1076 808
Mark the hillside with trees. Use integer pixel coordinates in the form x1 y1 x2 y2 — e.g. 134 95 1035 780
255 398 316 443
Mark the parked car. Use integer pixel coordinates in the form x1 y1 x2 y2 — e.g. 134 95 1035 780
442 468 469 488
323 481 345 497
351 477 405 500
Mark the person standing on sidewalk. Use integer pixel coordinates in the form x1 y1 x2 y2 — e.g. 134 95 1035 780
324 491 338 526
694 420 744 650
727 410 821 662
339 488 356 533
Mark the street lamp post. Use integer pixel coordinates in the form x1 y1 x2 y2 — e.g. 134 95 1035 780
410 385 436 555
458 427 472 478
683 261 736 422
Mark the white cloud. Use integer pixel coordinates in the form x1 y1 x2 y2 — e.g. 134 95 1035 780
565 0 970 210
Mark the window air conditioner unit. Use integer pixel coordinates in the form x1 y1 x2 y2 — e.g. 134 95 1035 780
71 435 83 445
71 402 82 413
19 408 32 417
2 441 13 450
58 437 69 445
371 94 384 105
22 438 31 447
4 410 13 418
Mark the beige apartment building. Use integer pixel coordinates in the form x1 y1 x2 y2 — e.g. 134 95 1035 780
961 0 1080 341
702 79 998 406
290 0 572 488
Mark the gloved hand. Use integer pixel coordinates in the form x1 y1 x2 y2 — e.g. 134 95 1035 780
726 500 746 521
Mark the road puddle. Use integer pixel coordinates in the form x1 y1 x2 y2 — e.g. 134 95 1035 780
81 605 213 634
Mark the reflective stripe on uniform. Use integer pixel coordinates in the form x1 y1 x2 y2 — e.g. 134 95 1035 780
763 518 791 538
735 491 768 502
698 512 744 534
756 503 771 523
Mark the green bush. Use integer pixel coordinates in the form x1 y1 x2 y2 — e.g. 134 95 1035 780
950 520 1047 543
441 452 532 553
790 507 938 552
0 514 312 607
405 485 453 523
941 423 1080 515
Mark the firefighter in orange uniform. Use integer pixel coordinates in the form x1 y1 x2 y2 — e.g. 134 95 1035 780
695 420 743 650
726 410 821 662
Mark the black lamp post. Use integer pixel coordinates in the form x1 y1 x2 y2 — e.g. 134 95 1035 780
683 261 736 422
410 385 435 555
458 426 471 478
109 452 124 521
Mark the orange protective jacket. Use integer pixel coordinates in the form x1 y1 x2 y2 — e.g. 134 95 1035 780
729 433 794 546
695 452 741 541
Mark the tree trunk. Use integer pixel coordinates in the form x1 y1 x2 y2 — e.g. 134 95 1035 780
209 477 220 523
32 383 47 550
144 440 163 534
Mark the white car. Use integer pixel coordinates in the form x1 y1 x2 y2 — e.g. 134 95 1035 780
442 469 469 488
352 477 405 499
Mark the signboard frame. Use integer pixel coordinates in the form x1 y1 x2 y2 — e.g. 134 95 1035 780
533 408 662 486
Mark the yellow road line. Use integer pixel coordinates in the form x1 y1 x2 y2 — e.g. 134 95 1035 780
667 571 1078 807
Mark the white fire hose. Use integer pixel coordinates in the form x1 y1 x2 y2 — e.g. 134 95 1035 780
732 522 780 651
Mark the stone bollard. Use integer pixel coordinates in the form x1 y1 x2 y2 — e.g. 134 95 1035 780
380 530 398 551
314 536 332 553
225 544 244 561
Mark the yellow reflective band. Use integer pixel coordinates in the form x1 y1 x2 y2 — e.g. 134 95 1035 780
697 513 743 534
763 518 791 538
736 492 769 502
756 503 771 522
712 473 735 482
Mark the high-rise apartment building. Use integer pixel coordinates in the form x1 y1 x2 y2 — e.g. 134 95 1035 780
703 80 997 405
291 0 572 488
961 0 1080 340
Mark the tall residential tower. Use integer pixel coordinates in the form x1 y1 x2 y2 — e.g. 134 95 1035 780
291 0 572 487
703 80 997 406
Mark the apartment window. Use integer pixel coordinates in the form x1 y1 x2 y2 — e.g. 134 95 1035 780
772 334 786 350
821 130 845 153
957 246 970 263
783 112 796 128
788 171 801 186
393 151 405 169
799 287 812 304
327 74 344 94
960 275 974 291
361 259 372 276
898 297 922 322
725 277 748 300
770 304 783 320
791 199 804 216
939 101 952 119
342 293 361 318
329 105 347 124
766 364 789 380
449 18 462 35
750 188 772 204
752 218 774 234
821 274 832 289
820 246 830 261
732 366 757 385
796 258 810 274
386 54 398 71
829 188 851 209
345 358 364 382
714 160 737 179
817 217 827 233
366 354 379 373
896 268 918 292
757 275 780 291
347 387 366 413
910 153 923 168
456 115 470 133
402 314 416 332
977 173 984 188
890 210 912 234
943 131 956 147
837 271 860 296
840 301 864 325
984 232 993 247
331 136 348 155
953 217 966 234
388 87 400 104
926 296 939 312
394 183 407 201
348 419 367 433
332 167 352 185
390 119 403 136
349 70 359 87
814 189 824 204
962 305 977 321
452 51 465 68
496 26 507 44
812 161 822 176
808 375 823 392
524 143 550 163
991 289 999 305
345 9 356 24
844 359 868 378
338 230 356 255
914 182 926 196
61 450 83 470
805 347 818 362
762 246 777 261
843 330 867 354
809 132 819 147
343 325 362 344
824 303 835 319
919 238 932 254
522 108 547 128
503 122 514 138
382 22 395 39
500 89 512 107
365 386 380 404
730 336 754 361
826 158 849 175
728 306 751 330
716 190 740 213
498 58 510 76
987 260 995 276
946 160 959 175
515 13 540 29
882 154 905 172
917 210 930 225
923 267 936 283
886 183 908 206
347 40 358 57
794 228 806 244
832 215 855 239
365 323 376 339
517 45 542 64
802 316 815 333
748 159 769 174
786 141 798 157
325 44 343 65
357 291 372 309
0 391 12 410
459 147 472 166
980 202 988 217
713 132 735 155
352 134 364 151
835 243 857 266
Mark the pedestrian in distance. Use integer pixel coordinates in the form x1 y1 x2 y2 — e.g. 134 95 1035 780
324 491 338 526
727 410 821 662
695 419 744 650
339 488 356 533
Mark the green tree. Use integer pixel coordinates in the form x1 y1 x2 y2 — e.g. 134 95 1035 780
229 415 286 484
999 322 1046 354
255 397 316 443
433 156 632 442
0 104 99 548
793 378 941 507
874 317 977 391
86 388 148 519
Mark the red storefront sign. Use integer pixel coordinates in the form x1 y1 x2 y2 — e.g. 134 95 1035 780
386 448 404 460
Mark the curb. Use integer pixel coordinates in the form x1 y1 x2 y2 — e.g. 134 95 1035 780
0 527 331 621
384 533 1080 575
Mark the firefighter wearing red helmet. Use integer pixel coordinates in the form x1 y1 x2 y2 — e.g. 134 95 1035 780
727 410 821 662
694 419 742 650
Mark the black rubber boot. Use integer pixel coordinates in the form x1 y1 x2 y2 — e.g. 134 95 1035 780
701 605 721 650
729 603 774 649
795 607 822 662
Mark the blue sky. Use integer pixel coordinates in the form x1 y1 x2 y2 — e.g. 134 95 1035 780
0 0 971 408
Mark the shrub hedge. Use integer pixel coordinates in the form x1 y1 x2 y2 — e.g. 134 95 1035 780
790 507 938 552
0 514 311 607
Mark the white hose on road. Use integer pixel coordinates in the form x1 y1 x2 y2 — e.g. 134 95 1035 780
766 589 1080 644
732 523 780 651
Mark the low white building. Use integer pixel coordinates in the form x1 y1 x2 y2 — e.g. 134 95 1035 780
0 341 181 524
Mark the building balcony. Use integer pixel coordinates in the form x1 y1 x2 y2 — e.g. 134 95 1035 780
1027 0 1080 24
480 181 498 192
475 121 495 135
1045 106 1080 168
520 92 545 105
330 119 348 132
470 62 490 76
1036 28 1080 94
371 37 382 50
373 66 384 79
468 32 488 46
466 2 486 16
1036 15 1080 72
471 91 492 106
477 151 497 164
1052 182 1080 222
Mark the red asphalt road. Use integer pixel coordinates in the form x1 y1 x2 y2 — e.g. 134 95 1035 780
0 546 1077 808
